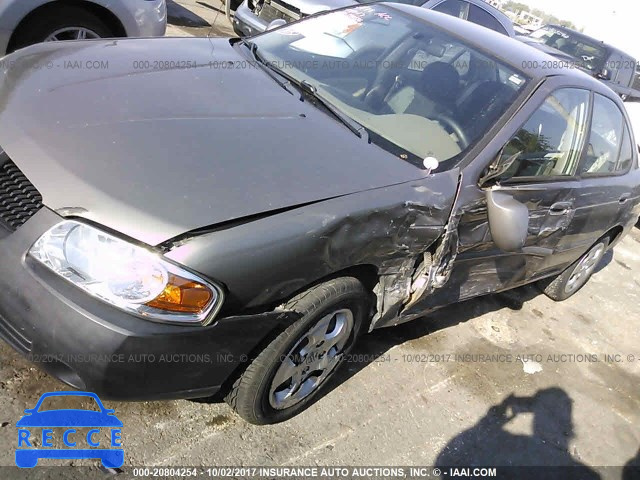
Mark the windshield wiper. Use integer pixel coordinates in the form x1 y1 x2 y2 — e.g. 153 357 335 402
297 80 368 140
244 41 295 94
243 41 366 140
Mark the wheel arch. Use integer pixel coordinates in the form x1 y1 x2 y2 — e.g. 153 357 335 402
7 0 126 53
208 265 379 401
603 225 625 249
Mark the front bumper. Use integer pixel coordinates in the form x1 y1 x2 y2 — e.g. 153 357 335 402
0 208 293 400
233 1 269 37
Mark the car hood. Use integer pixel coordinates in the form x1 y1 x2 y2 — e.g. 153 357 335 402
0 38 426 245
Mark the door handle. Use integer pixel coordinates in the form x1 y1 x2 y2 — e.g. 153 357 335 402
549 202 573 216
619 193 631 204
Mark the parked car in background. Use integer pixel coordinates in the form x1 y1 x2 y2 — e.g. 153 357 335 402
520 25 640 100
0 0 167 55
0 4 638 425
233 0 515 37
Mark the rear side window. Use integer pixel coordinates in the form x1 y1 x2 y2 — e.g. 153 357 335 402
581 94 630 175
467 5 508 35
431 0 467 18
497 88 591 181
616 125 634 172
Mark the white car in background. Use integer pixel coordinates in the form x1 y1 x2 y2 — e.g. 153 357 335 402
0 0 167 55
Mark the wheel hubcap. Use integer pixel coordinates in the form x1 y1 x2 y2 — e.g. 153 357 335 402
269 309 354 410
564 243 605 295
44 27 101 42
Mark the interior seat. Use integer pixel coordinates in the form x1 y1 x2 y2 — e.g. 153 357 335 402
456 80 516 138
385 61 460 119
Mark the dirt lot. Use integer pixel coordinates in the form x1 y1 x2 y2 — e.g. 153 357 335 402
1 3 639 479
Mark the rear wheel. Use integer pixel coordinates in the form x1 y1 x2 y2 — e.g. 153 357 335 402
539 238 609 301
10 6 114 52
225 277 370 424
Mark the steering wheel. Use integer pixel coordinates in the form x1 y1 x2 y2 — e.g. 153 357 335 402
432 112 470 149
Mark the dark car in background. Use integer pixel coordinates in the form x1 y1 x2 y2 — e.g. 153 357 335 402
521 25 640 100
0 4 638 425
233 0 515 37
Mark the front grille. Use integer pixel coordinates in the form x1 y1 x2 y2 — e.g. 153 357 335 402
0 157 43 232
256 0 301 23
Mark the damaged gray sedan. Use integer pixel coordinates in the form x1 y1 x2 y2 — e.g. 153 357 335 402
0 4 639 424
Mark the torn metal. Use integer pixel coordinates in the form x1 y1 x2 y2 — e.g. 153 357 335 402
369 173 464 330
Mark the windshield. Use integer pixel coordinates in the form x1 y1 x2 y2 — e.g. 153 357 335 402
249 5 529 169
529 26 607 72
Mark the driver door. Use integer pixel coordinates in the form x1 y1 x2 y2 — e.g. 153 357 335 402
407 87 592 313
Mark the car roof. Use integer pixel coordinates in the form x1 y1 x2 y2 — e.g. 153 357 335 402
383 3 617 94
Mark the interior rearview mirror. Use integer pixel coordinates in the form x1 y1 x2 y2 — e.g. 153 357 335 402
485 189 529 252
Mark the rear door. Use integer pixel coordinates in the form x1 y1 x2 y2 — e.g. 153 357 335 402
563 93 640 259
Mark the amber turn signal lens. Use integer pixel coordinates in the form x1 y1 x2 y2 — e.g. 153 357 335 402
145 274 213 314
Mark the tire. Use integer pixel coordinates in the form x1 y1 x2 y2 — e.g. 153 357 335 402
225 277 370 424
538 237 609 301
10 6 114 52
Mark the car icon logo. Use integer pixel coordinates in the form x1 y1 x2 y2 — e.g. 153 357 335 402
15 391 123 468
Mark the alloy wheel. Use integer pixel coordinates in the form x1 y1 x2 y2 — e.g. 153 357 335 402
269 308 354 410
44 27 101 42
564 243 605 295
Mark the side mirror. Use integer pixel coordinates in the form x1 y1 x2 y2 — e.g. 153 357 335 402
485 189 529 252
266 19 287 31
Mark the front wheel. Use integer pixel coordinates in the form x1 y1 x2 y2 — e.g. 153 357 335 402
538 237 609 301
225 277 370 424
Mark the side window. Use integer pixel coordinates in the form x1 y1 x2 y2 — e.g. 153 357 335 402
617 125 634 172
431 0 466 19
467 5 508 35
581 94 626 175
497 88 590 182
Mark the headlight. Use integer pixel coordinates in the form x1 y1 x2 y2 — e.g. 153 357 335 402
29 221 223 325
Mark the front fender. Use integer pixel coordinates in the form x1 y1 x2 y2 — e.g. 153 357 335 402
164 170 460 315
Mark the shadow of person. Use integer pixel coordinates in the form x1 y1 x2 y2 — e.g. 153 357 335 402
623 448 640 480
435 388 600 480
